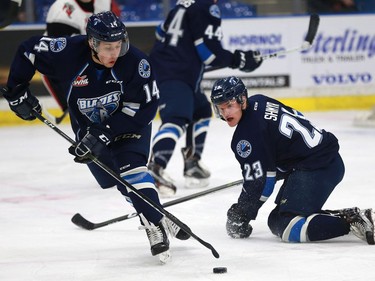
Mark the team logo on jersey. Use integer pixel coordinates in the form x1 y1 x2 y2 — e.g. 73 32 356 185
49 38 67 52
209 4 221 19
138 59 151 78
72 75 89 87
77 92 121 123
236 140 252 158
63 3 75 18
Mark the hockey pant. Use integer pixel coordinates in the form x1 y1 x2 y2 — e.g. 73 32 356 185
267 153 349 242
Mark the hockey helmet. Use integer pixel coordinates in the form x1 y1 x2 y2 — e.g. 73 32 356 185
211 76 248 118
86 11 129 57
211 76 247 105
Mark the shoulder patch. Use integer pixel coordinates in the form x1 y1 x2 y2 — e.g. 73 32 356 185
209 4 221 19
138 59 151 78
49 37 67 52
236 140 252 158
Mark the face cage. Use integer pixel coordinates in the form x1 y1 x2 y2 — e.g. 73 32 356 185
212 94 247 120
91 36 129 57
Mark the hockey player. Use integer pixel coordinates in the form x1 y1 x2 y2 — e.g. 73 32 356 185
45 0 120 37
147 0 262 196
42 0 120 122
0 0 22 29
1 11 190 262
210 76 375 244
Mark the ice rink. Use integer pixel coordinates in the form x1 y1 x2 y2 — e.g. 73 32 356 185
1 110 375 281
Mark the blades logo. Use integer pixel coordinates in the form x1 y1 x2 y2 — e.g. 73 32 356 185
77 92 121 123
236 140 252 158
138 59 151 78
49 38 67 52
209 4 221 19
72 75 89 87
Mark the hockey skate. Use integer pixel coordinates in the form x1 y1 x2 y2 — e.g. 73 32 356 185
181 147 210 189
148 162 176 197
329 207 375 245
161 216 191 240
139 214 171 263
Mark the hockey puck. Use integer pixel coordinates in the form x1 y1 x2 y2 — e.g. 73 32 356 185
213 267 227 274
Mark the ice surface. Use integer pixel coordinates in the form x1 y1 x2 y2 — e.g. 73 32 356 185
1 110 375 281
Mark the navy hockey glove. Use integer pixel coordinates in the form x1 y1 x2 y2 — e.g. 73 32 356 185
68 145 92 164
231 50 262 73
226 203 253 239
1 83 42 121
73 124 113 160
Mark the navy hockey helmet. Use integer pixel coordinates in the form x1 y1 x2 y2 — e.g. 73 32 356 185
86 11 129 56
211 76 248 118
211 76 247 105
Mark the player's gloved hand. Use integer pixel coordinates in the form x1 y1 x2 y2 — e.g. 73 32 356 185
231 50 262 72
1 83 42 121
226 203 253 238
72 123 113 160
68 145 92 164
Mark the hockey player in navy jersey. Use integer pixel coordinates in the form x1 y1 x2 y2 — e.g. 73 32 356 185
1 11 190 262
147 0 263 196
210 76 375 245
42 0 121 122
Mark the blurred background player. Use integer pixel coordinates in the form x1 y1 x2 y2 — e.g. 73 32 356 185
210 76 375 245
0 0 22 28
148 0 262 196
42 0 120 123
1 11 189 262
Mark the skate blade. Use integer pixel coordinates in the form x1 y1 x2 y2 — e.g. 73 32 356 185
158 250 171 264
365 232 375 245
365 210 375 245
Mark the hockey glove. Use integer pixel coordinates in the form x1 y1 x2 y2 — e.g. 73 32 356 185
226 203 253 239
1 83 42 121
231 50 262 73
73 123 113 160
68 145 92 164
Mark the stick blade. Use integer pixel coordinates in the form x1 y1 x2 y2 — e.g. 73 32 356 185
71 213 95 230
305 14 320 44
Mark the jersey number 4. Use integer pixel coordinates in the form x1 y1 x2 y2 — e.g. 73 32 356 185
167 8 223 46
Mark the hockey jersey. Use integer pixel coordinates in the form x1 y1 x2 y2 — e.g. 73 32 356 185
150 0 235 91
45 0 117 36
232 95 340 220
6 35 158 141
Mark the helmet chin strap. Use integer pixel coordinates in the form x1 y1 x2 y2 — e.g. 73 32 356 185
91 49 104 65
89 39 104 65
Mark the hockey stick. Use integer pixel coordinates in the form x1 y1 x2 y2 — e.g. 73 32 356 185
258 13 320 60
41 104 69 124
31 109 220 258
204 14 320 72
71 179 243 230
55 109 69 124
